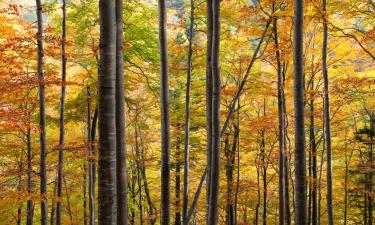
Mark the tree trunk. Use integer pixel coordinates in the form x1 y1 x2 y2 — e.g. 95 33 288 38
183 0 194 223
205 0 213 220
175 132 182 225
87 87 95 225
27 128 34 225
98 0 117 223
255 153 261 225
309 80 317 225
56 0 67 223
158 0 171 222
273 15 285 225
84 165 88 225
261 108 267 225
207 0 221 224
293 0 307 224
35 0 48 223
322 0 334 224
115 0 128 223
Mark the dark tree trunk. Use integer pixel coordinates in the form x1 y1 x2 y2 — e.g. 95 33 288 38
115 0 128 223
322 0 334 224
293 0 307 224
17 155 23 225
158 0 171 222
309 80 317 225
273 15 285 225
27 129 34 225
56 0 67 223
261 105 267 225
183 0 194 223
205 0 213 220
84 165 88 225
35 0 48 223
184 169 207 225
255 152 261 225
207 0 221 224
87 87 95 225
98 0 117 223
175 132 182 225
134 112 144 225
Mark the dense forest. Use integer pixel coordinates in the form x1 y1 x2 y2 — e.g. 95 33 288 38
0 0 374 224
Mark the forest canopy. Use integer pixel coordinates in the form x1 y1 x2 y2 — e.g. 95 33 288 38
0 0 374 225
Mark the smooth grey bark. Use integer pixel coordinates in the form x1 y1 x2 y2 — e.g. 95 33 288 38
56 0 67 223
115 0 128 223
322 1 334 224
273 15 285 225
183 0 194 223
158 0 171 223
207 0 221 224
87 86 95 225
35 0 48 224
293 0 307 224
27 128 34 225
98 0 117 224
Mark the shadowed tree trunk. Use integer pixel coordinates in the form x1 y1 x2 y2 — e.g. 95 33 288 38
183 0 194 223
56 0 67 223
205 0 213 220
309 77 317 225
175 130 182 225
98 0 117 224
35 0 48 224
27 128 34 225
207 0 221 224
293 0 307 224
87 86 95 225
158 0 171 222
322 0 334 224
273 14 285 225
115 0 128 223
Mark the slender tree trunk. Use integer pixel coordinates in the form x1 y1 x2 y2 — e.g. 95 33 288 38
27 128 34 225
63 175 73 224
207 0 221 224
234 99 240 225
84 165 88 225
274 15 285 225
261 123 267 225
205 0 213 220
317 107 325 225
322 1 334 224
183 1 194 223
87 87 95 225
309 81 317 225
17 155 23 225
98 0 117 223
184 169 207 225
175 132 182 225
35 0 48 223
293 0 307 224
158 0 171 222
255 153 261 225
115 0 128 223
56 0 67 223
51 177 57 225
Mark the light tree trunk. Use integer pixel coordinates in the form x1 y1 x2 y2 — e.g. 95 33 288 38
56 0 67 223
322 0 334 224
115 0 128 223
98 0 117 224
207 0 221 224
183 0 194 223
293 0 307 224
158 0 171 222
